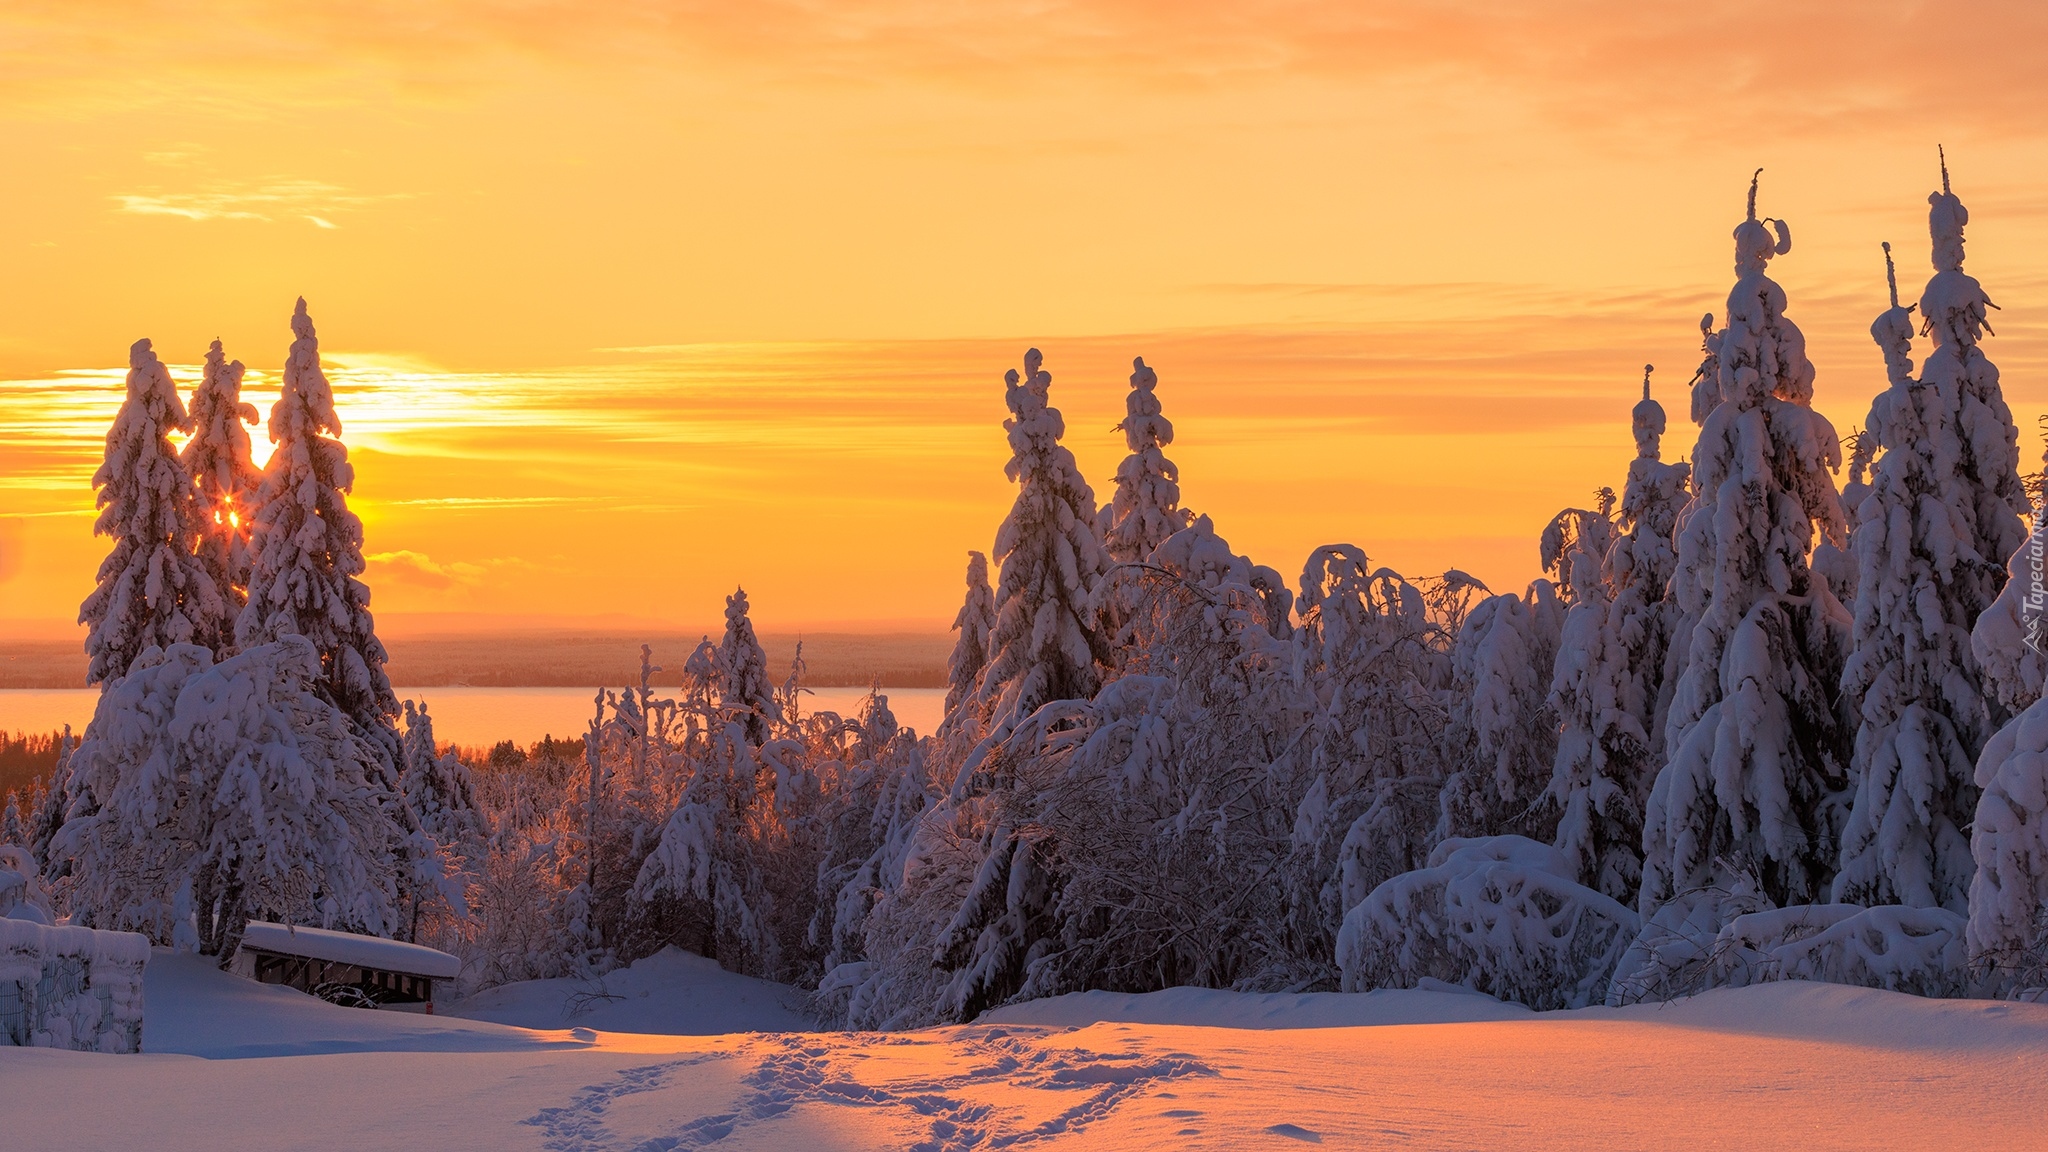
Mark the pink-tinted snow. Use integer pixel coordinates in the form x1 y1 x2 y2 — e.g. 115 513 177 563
3 952 2045 1150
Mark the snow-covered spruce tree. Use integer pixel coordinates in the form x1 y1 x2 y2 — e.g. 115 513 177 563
715 587 780 746
237 299 403 770
1550 369 1692 903
26 727 77 884
860 516 1302 1025
1435 580 1566 846
401 699 484 847
182 339 261 628
971 348 1111 737
1100 356 1190 565
1 791 22 849
58 638 406 959
79 338 227 685
1641 173 1853 916
938 551 997 741
1546 371 1689 904
1835 221 2026 911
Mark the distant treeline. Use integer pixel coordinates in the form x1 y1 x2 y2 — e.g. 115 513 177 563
0 631 949 690
1 730 64 802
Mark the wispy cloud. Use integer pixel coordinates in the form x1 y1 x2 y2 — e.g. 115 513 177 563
8 2 2048 139
111 180 400 226
367 550 535 590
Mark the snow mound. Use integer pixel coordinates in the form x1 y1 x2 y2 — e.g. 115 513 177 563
141 951 589 1058
1610 894 1968 1005
1337 835 1638 1010
980 983 1530 1029
1600 978 2048 1055
450 946 811 1035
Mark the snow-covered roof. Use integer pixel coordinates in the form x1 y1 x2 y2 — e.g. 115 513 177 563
239 921 461 980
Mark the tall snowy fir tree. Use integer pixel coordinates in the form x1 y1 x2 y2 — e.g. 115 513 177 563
714 587 779 745
1835 204 2026 911
938 551 996 739
79 338 227 685
972 348 1111 735
1546 367 1685 902
181 338 261 628
1100 356 1189 565
236 299 402 768
1641 173 1853 915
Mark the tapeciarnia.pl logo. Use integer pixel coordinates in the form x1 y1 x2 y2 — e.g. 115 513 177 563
2025 517 2048 656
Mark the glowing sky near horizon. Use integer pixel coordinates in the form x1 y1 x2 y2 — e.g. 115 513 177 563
3 2 2047 634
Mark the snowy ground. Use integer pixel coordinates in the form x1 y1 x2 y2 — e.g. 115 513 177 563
3 953 2046 1150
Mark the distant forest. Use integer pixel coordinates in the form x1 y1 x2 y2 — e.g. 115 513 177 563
0 730 62 801
0 630 949 691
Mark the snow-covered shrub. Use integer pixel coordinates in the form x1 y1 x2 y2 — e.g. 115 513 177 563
1968 694 2048 994
1642 173 1853 916
1835 188 2027 911
1609 896 1967 1004
1291 549 1467 968
0 918 149 1053
1436 582 1565 845
0 843 52 924
1336 835 1639 1010
79 338 227 685
58 639 410 960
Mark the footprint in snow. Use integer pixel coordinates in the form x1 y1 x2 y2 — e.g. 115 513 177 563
531 1030 1218 1152
1265 1122 1323 1142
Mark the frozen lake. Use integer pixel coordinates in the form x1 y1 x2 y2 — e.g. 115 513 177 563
0 685 947 749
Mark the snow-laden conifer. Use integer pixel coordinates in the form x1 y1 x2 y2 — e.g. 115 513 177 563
1 791 23 850
1546 367 1688 902
1101 357 1190 565
972 348 1110 734
401 699 483 846
715 587 780 745
182 339 261 629
58 638 406 958
1641 173 1852 915
26 728 77 883
79 339 226 684
870 516 1300 1024
940 552 996 734
237 299 401 765
1835 211 2026 911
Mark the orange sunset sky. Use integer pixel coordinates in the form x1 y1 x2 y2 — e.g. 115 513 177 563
3 2 2046 637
